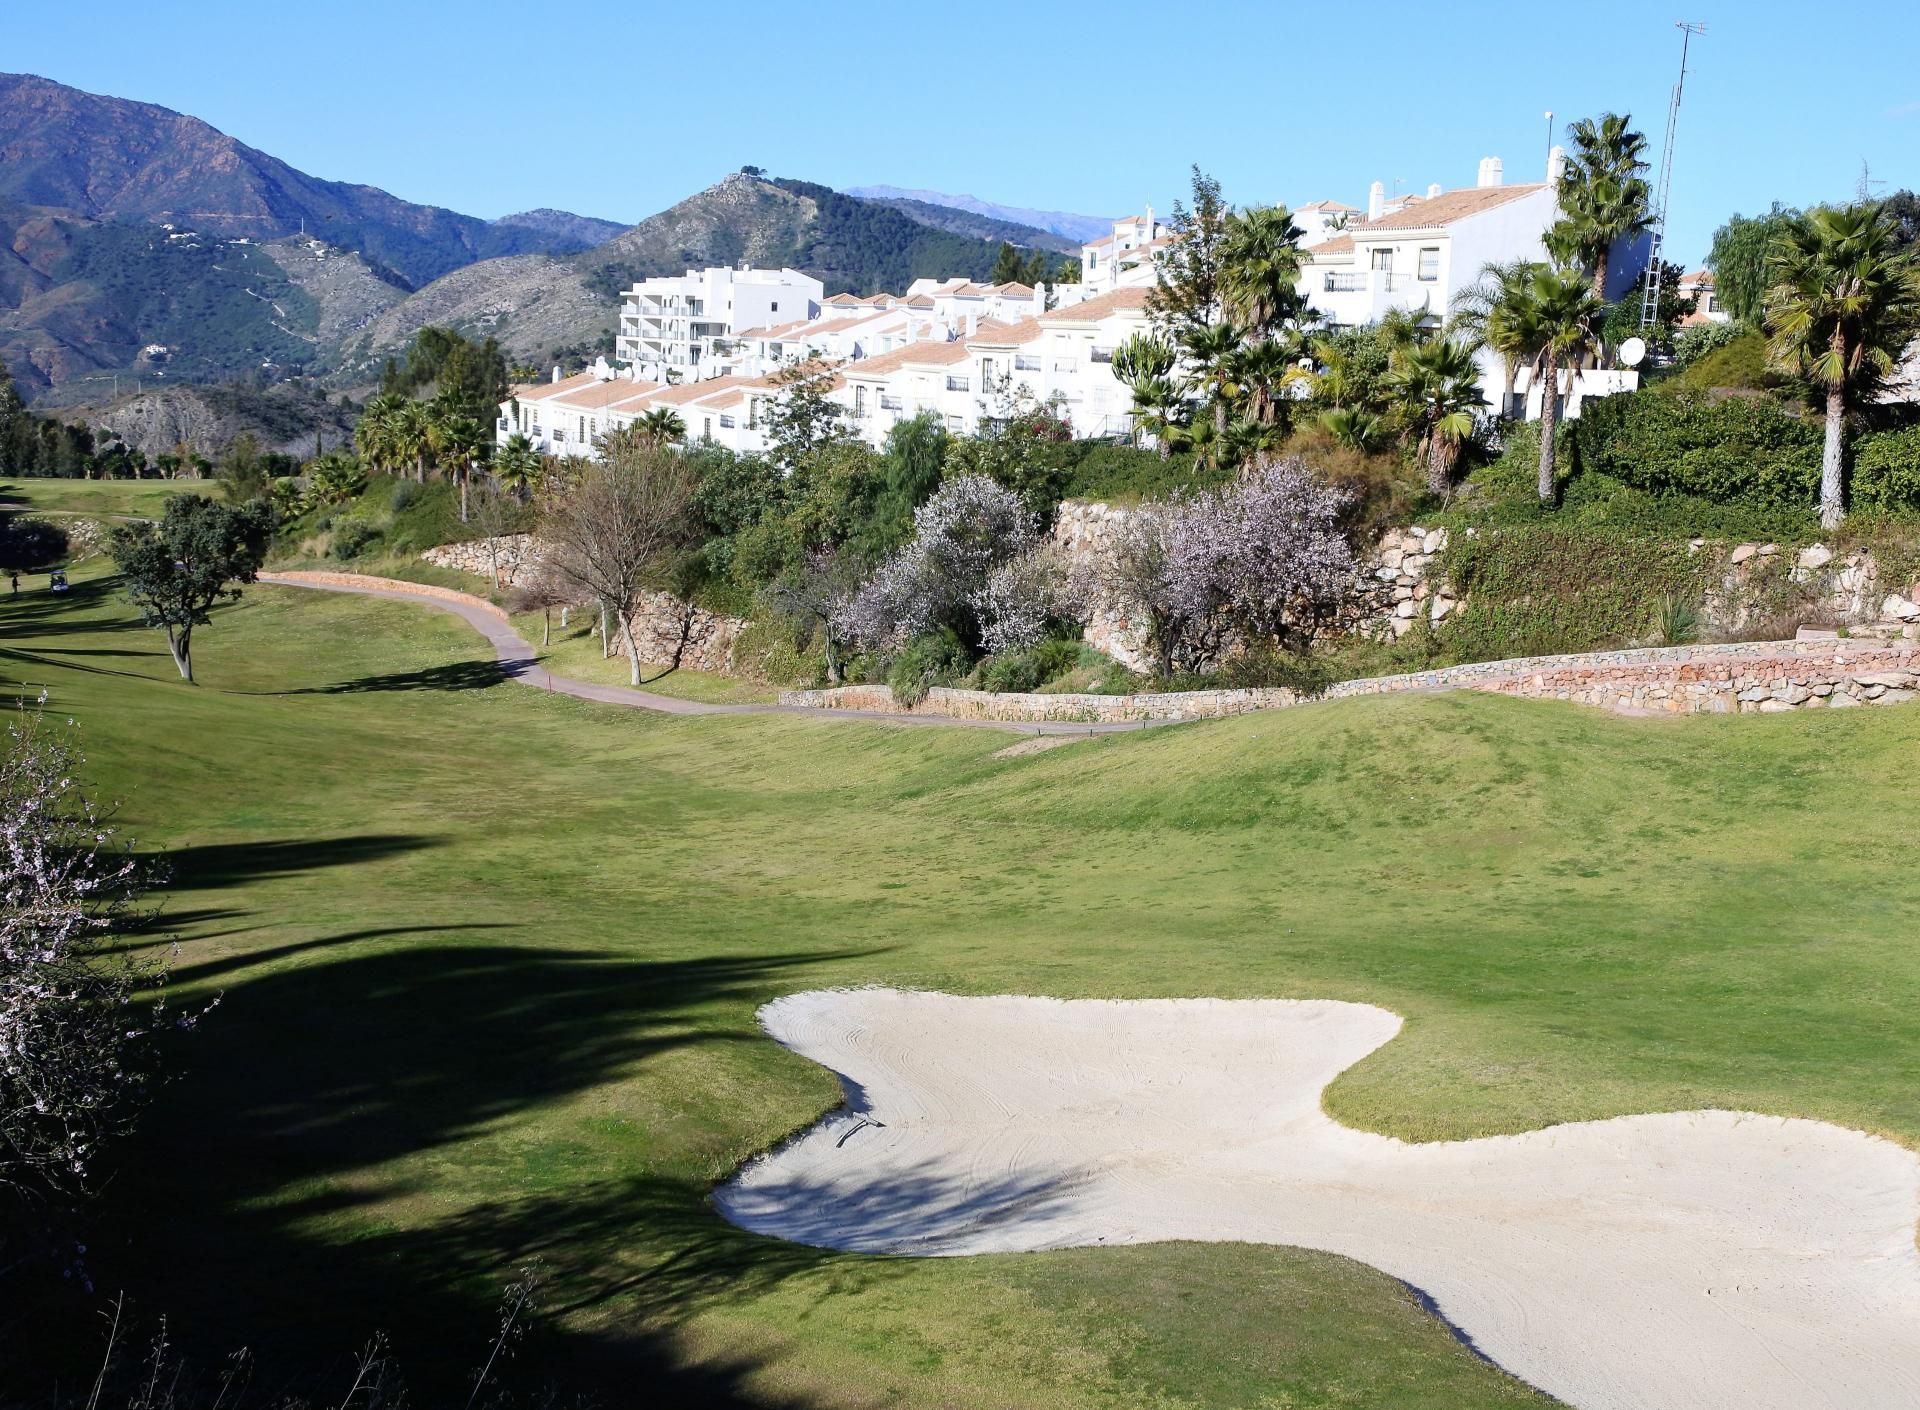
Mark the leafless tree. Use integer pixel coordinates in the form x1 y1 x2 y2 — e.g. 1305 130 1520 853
537 443 699 685
467 483 530 595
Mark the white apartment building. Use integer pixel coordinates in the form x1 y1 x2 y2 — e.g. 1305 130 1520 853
1295 150 1651 416
1079 210 1170 293
1678 270 1730 326
615 265 824 382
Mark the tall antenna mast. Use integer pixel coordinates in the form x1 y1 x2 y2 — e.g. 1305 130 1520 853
1640 21 1706 330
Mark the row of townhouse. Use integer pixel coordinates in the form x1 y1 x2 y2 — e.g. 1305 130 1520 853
500 284 1154 460
505 148 1656 461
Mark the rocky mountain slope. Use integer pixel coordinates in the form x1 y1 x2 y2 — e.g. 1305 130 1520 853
0 72 607 285
493 208 628 247
66 380 360 460
846 185 1112 244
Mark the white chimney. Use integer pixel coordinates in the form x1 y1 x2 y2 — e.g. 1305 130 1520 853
1367 180 1385 221
1547 143 1567 185
1476 156 1505 189
1427 182 1443 200
551 365 561 383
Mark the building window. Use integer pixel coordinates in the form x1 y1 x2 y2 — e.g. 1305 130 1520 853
854 385 867 416
770 301 779 313
1090 347 1114 364
719 414 736 429
981 358 995 384
578 415 586 439
1015 354 1042 372
703 417 712 439
1418 247 1439 281
945 375 970 392
945 414 962 432
1370 249 1394 272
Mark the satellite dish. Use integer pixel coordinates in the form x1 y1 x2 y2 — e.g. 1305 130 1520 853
1618 337 1648 368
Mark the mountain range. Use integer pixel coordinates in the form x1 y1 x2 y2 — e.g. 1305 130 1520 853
0 74 1083 423
845 185 1113 244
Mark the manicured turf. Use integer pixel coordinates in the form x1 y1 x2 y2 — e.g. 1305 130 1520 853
511 608 782 703
0 475 198 519
8 569 1920 1407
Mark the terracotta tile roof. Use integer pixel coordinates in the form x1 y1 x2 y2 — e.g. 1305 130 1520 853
1299 199 1360 212
1038 285 1152 323
824 293 864 305
1306 234 1355 256
905 296 934 309
965 316 1043 347
842 338 967 378
512 372 600 402
736 315 819 341
1349 183 1546 232
546 378 663 411
634 376 753 407
1681 269 1714 286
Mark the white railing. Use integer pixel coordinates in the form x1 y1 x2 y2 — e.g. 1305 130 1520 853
946 376 971 392
1324 273 1367 292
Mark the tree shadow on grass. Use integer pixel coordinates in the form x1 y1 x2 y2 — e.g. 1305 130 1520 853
276 659 507 695
157 834 441 891
10 939 894 1409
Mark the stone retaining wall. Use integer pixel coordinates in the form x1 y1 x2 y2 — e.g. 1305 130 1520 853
420 535 542 586
783 639 1920 723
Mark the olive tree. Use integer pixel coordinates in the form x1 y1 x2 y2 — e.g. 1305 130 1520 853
108 495 274 682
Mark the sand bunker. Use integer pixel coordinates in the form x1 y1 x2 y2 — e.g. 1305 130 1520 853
716 990 1920 1410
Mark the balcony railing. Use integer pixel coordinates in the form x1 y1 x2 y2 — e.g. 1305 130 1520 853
879 395 904 411
1090 348 1114 364
945 375 970 392
1014 355 1042 371
1323 273 1367 292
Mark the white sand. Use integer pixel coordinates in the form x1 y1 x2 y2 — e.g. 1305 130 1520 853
715 990 1920 1410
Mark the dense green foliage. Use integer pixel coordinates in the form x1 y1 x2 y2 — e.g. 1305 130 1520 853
1706 203 1800 324
1437 523 1709 660
377 327 509 427
1573 388 1822 503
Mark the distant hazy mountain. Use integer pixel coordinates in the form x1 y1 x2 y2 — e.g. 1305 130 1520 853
493 208 628 248
846 185 1112 245
0 72 604 286
852 195 1078 254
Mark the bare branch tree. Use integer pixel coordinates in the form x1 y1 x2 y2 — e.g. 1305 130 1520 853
537 443 699 686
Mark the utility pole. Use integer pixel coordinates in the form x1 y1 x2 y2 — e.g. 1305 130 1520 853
1640 22 1707 330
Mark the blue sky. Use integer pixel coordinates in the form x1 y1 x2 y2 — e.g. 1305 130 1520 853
7 0 1915 266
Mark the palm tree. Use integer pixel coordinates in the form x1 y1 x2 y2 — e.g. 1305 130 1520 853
1517 266 1604 504
1387 337 1485 498
1113 334 1182 455
427 405 489 521
1219 205 1307 337
1765 203 1920 528
633 407 688 447
1225 337 1298 425
493 434 542 503
1179 321 1243 436
354 392 410 476
1548 112 1653 300
1320 407 1384 451
1450 259 1538 417
391 399 432 483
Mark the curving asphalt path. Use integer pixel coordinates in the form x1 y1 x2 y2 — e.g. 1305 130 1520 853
263 575 1165 737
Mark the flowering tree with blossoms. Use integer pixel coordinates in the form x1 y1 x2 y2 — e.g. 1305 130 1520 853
3 704 181 1255
838 473 1043 652
1082 455 1356 676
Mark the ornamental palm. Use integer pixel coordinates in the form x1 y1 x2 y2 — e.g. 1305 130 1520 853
1225 337 1299 426
1179 321 1244 436
1517 266 1604 504
1128 375 1190 458
390 398 432 483
1219 205 1308 337
493 434 542 503
428 406 489 521
1547 112 1653 299
354 392 410 476
1320 406 1384 452
634 406 688 447
1765 203 1920 527
1450 259 1537 416
1387 337 1485 498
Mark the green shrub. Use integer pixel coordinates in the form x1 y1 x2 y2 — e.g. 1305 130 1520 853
390 480 420 513
1852 426 1920 512
1437 524 1710 660
977 652 1044 694
385 480 462 553
1652 594 1701 645
331 521 381 561
1055 443 1229 504
886 628 972 706
1673 330 1772 391
1572 389 1820 506
1671 321 1746 370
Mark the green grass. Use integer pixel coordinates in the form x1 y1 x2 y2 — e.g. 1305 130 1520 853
0 475 202 520
10 572 1920 1407
513 609 781 703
